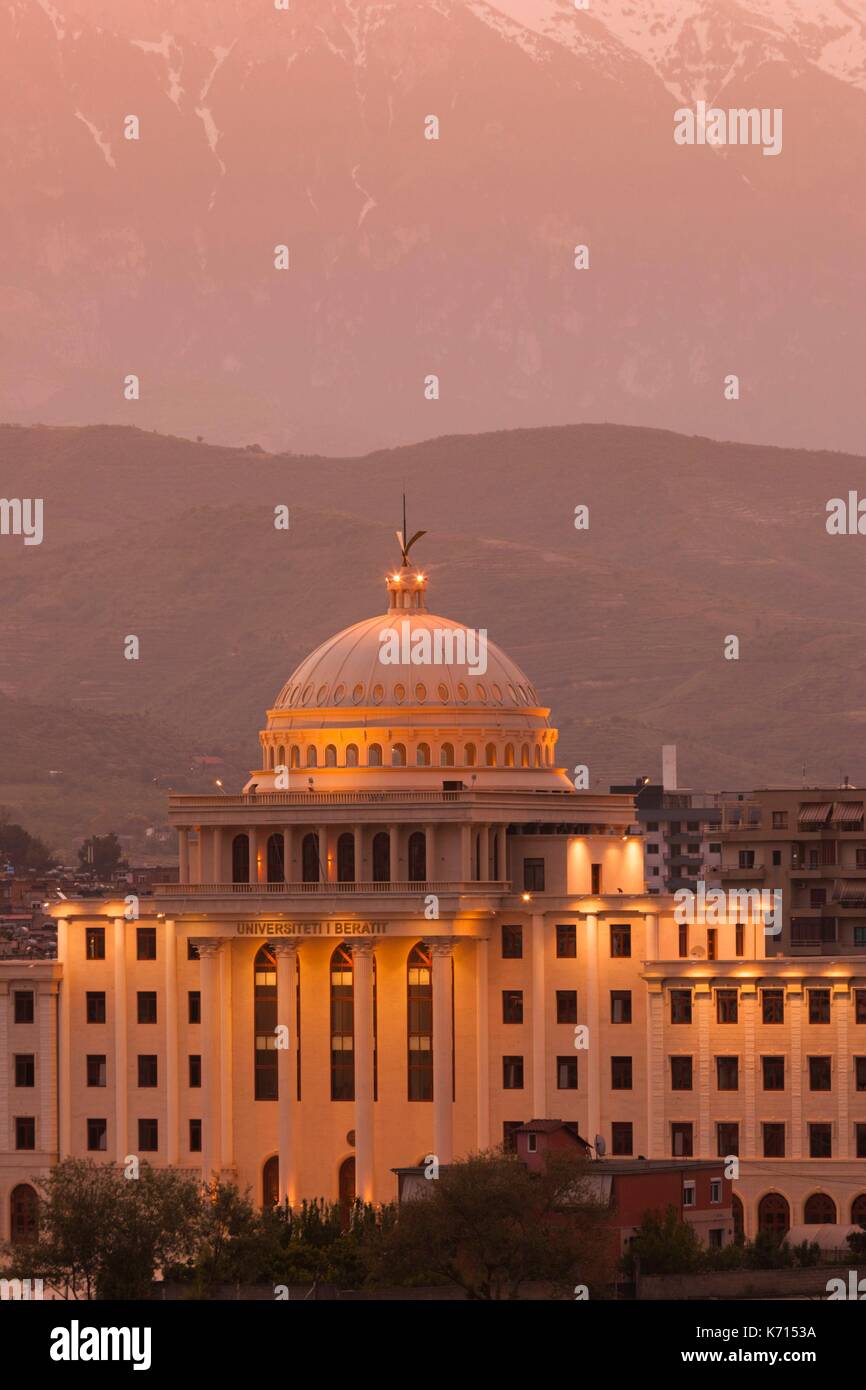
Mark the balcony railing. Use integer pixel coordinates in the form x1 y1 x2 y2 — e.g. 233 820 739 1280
155 880 511 896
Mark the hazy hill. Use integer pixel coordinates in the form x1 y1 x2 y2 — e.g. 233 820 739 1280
2 421 866 854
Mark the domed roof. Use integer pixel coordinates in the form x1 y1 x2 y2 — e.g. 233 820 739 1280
272 610 542 713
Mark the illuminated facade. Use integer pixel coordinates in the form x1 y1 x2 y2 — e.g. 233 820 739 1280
1 561 865 1245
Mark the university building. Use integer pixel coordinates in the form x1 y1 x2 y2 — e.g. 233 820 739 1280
2 560 865 1247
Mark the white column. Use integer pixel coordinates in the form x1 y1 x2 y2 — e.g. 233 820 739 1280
113 916 128 1164
220 944 234 1168
531 912 546 1118
274 942 299 1204
40 982 58 1156
282 826 292 884
353 825 363 883
164 919 179 1165
479 825 490 882
495 824 507 882
0 983 8 1167
178 828 189 883
460 824 472 881
389 825 399 883
351 941 376 1203
789 986 803 1159
430 941 454 1164
835 983 850 1159
191 829 202 884
197 940 223 1181
645 912 659 962
56 918 71 1156
248 826 259 884
318 825 329 882
645 983 665 1158
475 938 490 1150
424 824 435 882
695 983 712 1157
742 984 757 1159
585 913 600 1141
212 827 223 883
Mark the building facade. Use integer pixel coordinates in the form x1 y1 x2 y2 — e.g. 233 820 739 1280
1 563 865 1248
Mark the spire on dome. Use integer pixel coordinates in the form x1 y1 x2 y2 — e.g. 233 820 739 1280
387 493 428 610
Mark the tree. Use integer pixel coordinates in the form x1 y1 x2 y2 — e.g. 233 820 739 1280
77 832 127 877
622 1206 704 1277
377 1149 614 1299
0 810 55 872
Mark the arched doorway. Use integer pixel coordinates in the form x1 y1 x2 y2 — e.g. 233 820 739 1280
337 833 355 883
262 1155 279 1208
232 833 250 884
372 832 390 883
851 1194 866 1227
731 1193 744 1244
804 1192 836 1224
302 833 320 883
758 1192 790 1238
408 831 426 882
339 1156 356 1229
10 1184 37 1243
266 833 284 884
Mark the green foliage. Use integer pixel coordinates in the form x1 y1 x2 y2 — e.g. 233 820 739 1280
0 810 55 872
77 831 127 876
622 1205 703 1277
847 1227 866 1259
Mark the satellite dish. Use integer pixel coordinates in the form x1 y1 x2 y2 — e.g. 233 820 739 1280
595 1135 606 1156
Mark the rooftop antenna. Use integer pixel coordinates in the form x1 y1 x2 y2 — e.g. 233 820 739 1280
396 490 426 567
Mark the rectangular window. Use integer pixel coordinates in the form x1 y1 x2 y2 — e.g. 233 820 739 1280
527 1132 537 1153
808 1056 832 1091
706 928 717 961
86 1055 107 1087
610 924 631 958
13 991 34 1024
611 991 632 1024
763 1122 785 1158
716 989 738 1024
678 923 689 958
138 1118 158 1152
857 1124 866 1159
502 990 524 1024
670 989 692 1025
137 1055 158 1088
611 1122 633 1155
710 1179 722 1204
503 1056 524 1090
85 927 105 960
189 1055 202 1088
762 989 784 1024
856 990 866 1025
682 1182 696 1209
187 940 200 961
670 1055 693 1090
556 990 577 1024
501 924 523 959
87 1118 107 1152
591 863 602 894
502 1121 522 1154
557 1056 578 1090
809 1123 832 1158
86 992 106 1024
738 850 755 869
717 1122 739 1156
137 992 158 1024
735 923 744 956
611 1056 633 1090
188 991 201 1024
855 1057 866 1091
523 859 545 892
671 1123 693 1157
555 924 576 958
716 1056 739 1091
809 989 831 1024
136 926 157 960
189 1119 202 1153
762 1056 785 1091
772 850 781 866
14 1055 35 1087
772 812 787 829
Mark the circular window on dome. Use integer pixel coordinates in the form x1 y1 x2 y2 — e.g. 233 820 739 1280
491 683 503 702
289 685 301 706
394 683 406 704
507 683 518 703
527 685 538 704
302 683 314 705
414 683 427 703
475 682 488 703
437 682 450 703
456 681 469 702
517 684 529 704
372 683 384 704
317 684 330 705
333 683 346 704
352 683 365 704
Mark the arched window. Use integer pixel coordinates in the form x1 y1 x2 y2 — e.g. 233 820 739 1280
290 745 300 769
731 1193 744 1244
440 743 454 767
331 944 354 1101
521 743 530 768
268 746 275 769
306 745 318 768
392 743 406 767
232 833 250 884
408 831 426 882
277 745 285 767
10 1184 37 1243
372 832 390 883
325 744 337 767
254 946 278 1100
485 743 496 767
504 743 515 767
804 1192 836 1224
758 1192 790 1238
337 832 355 883
266 833 284 884
416 743 430 767
544 745 551 766
302 832 320 883
368 743 382 767
534 745 542 767
346 744 359 767
339 1156 356 1230
852 1194 866 1227
262 1155 279 1208
464 743 476 767
407 943 433 1101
